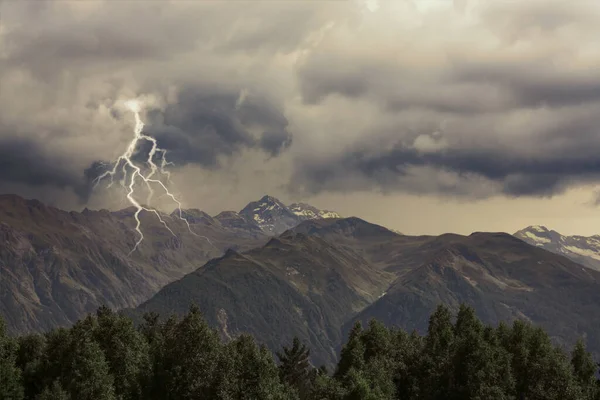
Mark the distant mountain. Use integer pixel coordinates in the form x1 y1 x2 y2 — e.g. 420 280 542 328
236 195 342 235
0 194 268 335
346 231 600 357
133 218 600 364
238 195 300 235
514 225 600 271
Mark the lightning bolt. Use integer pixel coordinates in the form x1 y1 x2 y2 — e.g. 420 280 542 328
94 99 214 255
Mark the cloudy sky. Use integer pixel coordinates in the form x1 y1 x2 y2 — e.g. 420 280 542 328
1 0 600 236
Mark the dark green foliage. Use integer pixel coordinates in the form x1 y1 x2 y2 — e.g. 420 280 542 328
2 302 599 400
277 337 313 398
94 306 149 400
16 334 45 399
0 318 24 400
35 381 68 400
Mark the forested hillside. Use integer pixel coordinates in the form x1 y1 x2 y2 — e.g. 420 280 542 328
1 303 599 400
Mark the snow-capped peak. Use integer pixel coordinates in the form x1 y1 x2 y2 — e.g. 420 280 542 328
514 226 600 271
238 196 342 235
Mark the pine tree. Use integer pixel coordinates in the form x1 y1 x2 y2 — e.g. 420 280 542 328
16 333 46 399
571 339 598 399
66 316 116 400
419 304 455 400
277 336 312 397
0 317 24 400
220 335 295 400
449 304 513 399
94 306 150 400
156 305 222 399
36 381 69 400
391 329 422 399
336 321 365 379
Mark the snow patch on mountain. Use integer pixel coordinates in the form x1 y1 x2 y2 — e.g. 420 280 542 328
514 226 600 271
563 245 600 262
238 196 342 236
521 231 552 245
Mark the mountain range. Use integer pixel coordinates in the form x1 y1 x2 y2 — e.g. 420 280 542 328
515 225 600 271
0 194 338 334
2 194 600 366
134 218 600 365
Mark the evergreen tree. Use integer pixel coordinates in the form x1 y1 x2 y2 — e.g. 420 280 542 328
391 329 422 399
336 322 365 379
0 317 23 400
3 302 600 400
571 339 598 399
155 304 222 399
419 304 455 400
65 316 116 400
277 337 313 398
16 333 46 399
449 304 513 400
36 381 69 400
219 335 295 400
94 306 149 400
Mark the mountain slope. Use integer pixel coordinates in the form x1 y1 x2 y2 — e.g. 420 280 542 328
0 195 268 334
132 231 395 366
515 225 600 271
135 219 600 364
346 231 600 358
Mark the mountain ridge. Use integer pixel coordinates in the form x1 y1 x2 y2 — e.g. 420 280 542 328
0 193 340 334
514 225 600 271
133 217 600 364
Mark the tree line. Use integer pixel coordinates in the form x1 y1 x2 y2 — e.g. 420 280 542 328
1 303 599 400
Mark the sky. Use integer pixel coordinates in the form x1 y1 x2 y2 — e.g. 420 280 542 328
1 0 600 236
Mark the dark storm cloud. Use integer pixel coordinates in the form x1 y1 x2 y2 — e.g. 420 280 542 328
0 136 96 202
144 87 292 168
292 144 600 198
259 130 293 157
3 0 600 209
449 61 600 110
285 0 600 200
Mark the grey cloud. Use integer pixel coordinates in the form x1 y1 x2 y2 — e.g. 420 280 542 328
298 52 600 115
292 141 600 198
142 86 292 167
449 60 600 109
259 130 293 157
3 0 600 208
286 0 600 200
482 1 600 40
0 135 95 202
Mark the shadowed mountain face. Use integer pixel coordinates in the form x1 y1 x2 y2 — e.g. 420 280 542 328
133 218 600 365
0 194 270 334
515 225 600 271
133 232 394 366
346 231 600 358
0 194 340 335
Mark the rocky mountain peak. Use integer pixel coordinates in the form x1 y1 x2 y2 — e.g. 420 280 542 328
514 226 600 271
238 195 342 235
